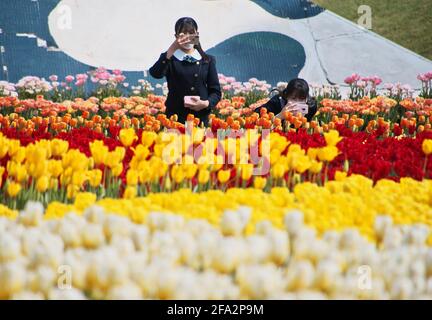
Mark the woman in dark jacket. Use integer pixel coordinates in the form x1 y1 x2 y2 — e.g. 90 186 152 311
149 17 221 126
256 78 317 122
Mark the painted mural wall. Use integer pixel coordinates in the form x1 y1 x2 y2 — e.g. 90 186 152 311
1 0 431 89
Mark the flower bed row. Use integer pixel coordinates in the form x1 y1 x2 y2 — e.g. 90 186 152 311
2 95 432 137
2 127 432 209
1 176 432 299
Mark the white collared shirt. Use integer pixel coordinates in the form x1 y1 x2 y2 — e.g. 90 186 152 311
173 49 202 61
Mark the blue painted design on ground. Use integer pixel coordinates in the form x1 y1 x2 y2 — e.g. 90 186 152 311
0 0 314 89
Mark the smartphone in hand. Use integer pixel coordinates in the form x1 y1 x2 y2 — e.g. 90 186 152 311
184 95 200 108
296 103 309 115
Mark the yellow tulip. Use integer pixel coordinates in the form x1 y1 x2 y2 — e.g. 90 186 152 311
111 164 123 177
88 169 103 188
217 169 230 184
171 165 185 184
66 184 79 199
240 164 254 181
324 130 343 146
51 139 69 157
309 160 323 174
271 163 285 179
334 171 348 181
0 134 9 158
7 182 21 197
48 160 63 178
0 166 5 186
36 176 49 193
123 186 137 199
126 169 139 186
72 171 87 187
119 128 138 147
183 164 198 179
253 176 267 189
90 140 109 166
131 145 150 164
198 169 210 184
307 148 319 161
317 146 339 162
74 192 97 211
141 131 157 147
105 147 125 169
422 139 432 155
6 139 21 157
293 155 311 174
11 147 26 164
210 156 224 172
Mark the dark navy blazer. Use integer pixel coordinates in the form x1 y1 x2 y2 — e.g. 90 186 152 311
149 51 221 125
255 94 318 122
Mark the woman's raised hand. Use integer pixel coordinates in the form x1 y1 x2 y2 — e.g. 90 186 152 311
167 33 191 58
276 101 304 119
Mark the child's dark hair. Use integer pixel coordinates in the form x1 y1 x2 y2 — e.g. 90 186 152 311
175 17 210 63
271 78 310 100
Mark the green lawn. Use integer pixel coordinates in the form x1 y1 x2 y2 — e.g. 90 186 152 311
312 0 432 60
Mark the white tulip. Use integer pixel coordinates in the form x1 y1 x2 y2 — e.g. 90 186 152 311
314 260 341 292
425 249 432 276
196 232 220 269
211 238 243 273
295 290 327 300
57 222 82 248
0 233 21 263
149 231 180 264
246 235 271 264
322 231 341 249
82 223 105 249
390 277 413 299
174 232 197 266
284 210 304 238
0 262 26 299
156 267 181 299
130 225 150 251
103 215 132 240
110 235 136 257
48 288 87 300
236 265 284 299
266 230 290 265
374 215 393 243
410 259 426 279
220 208 250 236
339 229 362 250
11 291 44 300
147 212 184 232
382 227 403 249
83 205 106 224
18 201 44 227
29 265 56 296
285 260 315 291
106 282 143 300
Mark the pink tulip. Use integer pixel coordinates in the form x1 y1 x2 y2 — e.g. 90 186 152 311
115 75 126 83
226 77 236 84
417 74 427 82
76 73 88 81
75 79 85 87
49 75 58 82
65 75 74 82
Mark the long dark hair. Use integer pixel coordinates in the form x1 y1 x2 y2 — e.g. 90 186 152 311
271 78 310 101
174 17 210 63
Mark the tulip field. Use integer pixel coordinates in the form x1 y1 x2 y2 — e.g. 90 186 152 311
1 70 432 299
